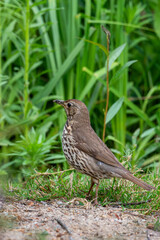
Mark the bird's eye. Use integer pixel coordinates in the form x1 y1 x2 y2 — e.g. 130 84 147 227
67 103 72 107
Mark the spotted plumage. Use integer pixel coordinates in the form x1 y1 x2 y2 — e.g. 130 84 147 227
54 99 155 204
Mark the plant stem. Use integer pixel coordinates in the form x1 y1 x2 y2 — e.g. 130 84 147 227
102 26 110 142
24 0 30 135
114 0 127 152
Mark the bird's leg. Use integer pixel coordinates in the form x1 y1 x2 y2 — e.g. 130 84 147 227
86 178 95 197
94 181 99 205
87 178 99 205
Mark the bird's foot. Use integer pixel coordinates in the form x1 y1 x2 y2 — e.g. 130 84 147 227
92 198 99 205
86 194 92 200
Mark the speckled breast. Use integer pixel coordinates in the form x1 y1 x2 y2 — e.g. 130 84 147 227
62 122 113 180
62 123 83 168
62 123 98 179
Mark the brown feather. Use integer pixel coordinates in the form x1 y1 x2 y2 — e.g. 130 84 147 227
121 172 155 190
54 99 155 193
73 122 155 190
73 124 126 170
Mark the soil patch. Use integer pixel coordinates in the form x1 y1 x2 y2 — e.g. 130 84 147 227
0 197 160 240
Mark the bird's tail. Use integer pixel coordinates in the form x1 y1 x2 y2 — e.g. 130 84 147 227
123 173 155 191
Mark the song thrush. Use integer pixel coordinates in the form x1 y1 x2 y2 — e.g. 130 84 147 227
54 99 155 204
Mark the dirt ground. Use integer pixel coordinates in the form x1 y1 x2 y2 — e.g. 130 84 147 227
0 196 160 240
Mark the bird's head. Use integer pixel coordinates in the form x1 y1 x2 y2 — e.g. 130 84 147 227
53 99 90 124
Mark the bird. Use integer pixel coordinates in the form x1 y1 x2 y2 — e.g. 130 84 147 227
53 99 155 204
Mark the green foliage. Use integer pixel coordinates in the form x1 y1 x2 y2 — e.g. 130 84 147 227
1 128 64 177
9 129 57 172
7 169 159 213
106 97 124 124
0 0 160 184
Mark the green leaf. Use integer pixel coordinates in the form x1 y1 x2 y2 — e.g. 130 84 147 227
0 160 18 170
105 135 124 147
88 19 154 32
0 170 8 176
110 87 155 128
142 154 160 167
141 128 156 138
109 43 126 69
83 38 109 56
79 67 106 100
33 38 89 103
110 60 137 85
154 4 160 38
106 97 124 124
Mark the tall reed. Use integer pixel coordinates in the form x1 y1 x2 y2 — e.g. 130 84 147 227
1 0 160 173
24 0 30 135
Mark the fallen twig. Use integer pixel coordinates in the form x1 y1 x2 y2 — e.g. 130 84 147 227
55 218 71 235
55 218 75 240
104 199 152 207
126 208 160 213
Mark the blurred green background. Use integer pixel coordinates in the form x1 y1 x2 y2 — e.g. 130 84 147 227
0 0 160 181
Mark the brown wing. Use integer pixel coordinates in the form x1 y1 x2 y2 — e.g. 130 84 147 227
73 125 127 171
73 125 156 191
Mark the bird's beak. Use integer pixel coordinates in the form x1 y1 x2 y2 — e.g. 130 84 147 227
53 99 65 106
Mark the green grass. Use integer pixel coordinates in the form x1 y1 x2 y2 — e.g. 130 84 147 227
3 168 159 214
0 0 160 214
